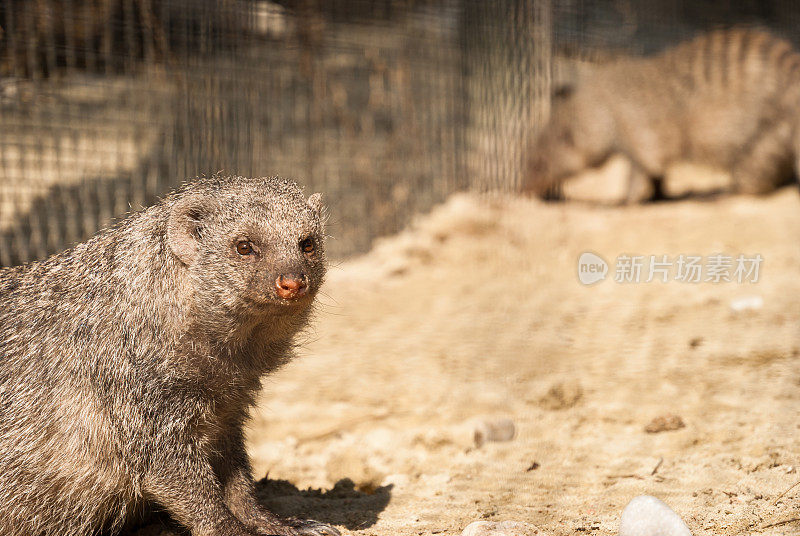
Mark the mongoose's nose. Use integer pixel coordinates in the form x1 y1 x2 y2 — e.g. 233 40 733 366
275 273 308 300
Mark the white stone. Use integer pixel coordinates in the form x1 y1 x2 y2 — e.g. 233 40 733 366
619 495 692 536
729 295 763 312
473 418 516 447
461 520 541 536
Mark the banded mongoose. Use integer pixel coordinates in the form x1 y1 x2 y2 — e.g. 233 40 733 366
523 27 800 202
0 175 338 536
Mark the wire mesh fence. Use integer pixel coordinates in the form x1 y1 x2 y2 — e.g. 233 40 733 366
0 0 472 263
1 0 798 265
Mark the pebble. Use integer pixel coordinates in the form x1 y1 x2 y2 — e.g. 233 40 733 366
645 414 685 434
461 520 542 536
473 418 516 447
619 495 692 536
729 295 763 312
538 380 583 410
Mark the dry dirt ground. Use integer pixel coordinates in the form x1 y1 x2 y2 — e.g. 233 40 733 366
138 183 799 536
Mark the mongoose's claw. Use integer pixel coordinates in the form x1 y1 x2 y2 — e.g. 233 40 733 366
287 518 341 536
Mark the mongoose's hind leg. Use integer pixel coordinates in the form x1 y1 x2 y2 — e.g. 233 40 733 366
538 181 564 201
650 177 666 201
625 163 662 204
732 123 794 195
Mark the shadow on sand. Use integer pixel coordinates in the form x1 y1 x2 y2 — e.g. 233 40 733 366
125 477 392 535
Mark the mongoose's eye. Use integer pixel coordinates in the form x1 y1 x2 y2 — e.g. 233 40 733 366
300 238 315 255
236 240 253 256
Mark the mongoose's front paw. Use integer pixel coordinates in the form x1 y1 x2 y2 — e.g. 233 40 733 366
253 518 340 536
285 518 341 536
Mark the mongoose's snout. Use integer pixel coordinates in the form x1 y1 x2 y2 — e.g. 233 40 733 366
275 273 309 300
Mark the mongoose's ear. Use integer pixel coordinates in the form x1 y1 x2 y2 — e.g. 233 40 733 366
167 194 213 266
307 193 327 231
307 192 324 213
308 192 324 213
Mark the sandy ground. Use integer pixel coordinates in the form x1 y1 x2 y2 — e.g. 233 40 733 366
136 185 799 536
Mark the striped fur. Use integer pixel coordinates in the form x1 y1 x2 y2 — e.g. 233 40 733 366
523 27 800 202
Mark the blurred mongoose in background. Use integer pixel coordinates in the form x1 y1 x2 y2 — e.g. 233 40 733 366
0 175 338 536
523 27 800 202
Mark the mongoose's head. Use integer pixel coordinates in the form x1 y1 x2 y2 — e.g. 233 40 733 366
522 84 615 198
165 176 326 323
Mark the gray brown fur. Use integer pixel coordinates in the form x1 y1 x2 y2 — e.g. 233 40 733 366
0 175 338 536
523 27 800 202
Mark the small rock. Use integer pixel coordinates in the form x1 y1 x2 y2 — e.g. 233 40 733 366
619 495 692 536
539 380 583 410
525 461 540 472
473 418 516 447
729 295 763 312
645 414 685 434
461 520 542 536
